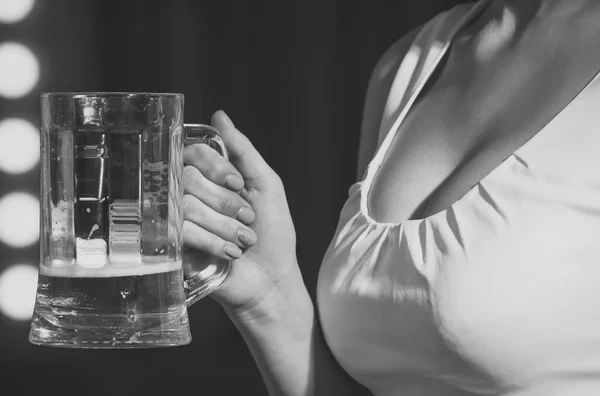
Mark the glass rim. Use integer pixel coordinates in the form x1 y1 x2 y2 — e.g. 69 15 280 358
40 92 184 99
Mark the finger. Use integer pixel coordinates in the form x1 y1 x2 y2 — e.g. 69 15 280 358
183 220 242 261
183 165 256 224
183 193 258 248
183 143 245 192
211 110 279 190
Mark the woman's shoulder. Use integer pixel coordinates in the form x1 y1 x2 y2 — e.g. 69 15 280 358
356 2 480 179
373 2 478 85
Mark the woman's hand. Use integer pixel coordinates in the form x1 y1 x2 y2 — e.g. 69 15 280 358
182 110 303 314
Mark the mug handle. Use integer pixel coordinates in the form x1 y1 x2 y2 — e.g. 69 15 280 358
182 123 232 306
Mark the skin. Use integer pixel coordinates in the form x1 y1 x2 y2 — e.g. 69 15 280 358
368 0 600 223
181 1 600 395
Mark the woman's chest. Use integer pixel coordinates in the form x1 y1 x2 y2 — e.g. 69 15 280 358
318 182 600 393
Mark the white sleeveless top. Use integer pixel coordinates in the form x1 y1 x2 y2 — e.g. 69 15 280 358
316 1 600 395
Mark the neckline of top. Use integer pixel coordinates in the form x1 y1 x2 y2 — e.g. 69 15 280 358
360 0 600 228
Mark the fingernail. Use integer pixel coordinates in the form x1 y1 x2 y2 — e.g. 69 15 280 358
238 229 257 247
224 243 242 259
236 207 256 225
221 110 234 127
225 174 244 191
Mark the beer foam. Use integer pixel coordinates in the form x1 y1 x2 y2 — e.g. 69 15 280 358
39 258 182 278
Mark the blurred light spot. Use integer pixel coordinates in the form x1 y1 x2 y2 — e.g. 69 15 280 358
0 42 39 98
0 118 39 174
0 192 39 247
0 264 38 320
0 0 35 23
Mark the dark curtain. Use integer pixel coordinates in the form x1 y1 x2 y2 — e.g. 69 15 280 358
0 1 468 394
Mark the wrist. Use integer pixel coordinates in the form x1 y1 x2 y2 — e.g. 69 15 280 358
224 266 314 330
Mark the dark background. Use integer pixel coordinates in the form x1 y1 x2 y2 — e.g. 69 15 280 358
0 1 467 394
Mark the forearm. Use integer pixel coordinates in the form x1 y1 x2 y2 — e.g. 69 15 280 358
223 273 371 396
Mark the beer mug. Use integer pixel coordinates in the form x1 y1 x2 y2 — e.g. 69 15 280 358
28 92 231 348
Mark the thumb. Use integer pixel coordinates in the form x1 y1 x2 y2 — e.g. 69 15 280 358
211 110 277 191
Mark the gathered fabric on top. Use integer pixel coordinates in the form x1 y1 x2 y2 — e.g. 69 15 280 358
316 1 600 395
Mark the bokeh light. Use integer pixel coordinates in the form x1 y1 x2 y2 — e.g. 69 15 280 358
0 264 38 320
0 42 40 98
0 192 39 247
0 118 39 174
0 0 34 24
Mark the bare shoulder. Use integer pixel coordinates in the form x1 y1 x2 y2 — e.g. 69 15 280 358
355 25 422 180
355 3 479 180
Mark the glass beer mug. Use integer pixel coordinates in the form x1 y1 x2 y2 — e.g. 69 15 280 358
29 92 231 348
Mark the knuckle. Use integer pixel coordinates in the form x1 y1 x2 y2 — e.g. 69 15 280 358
190 143 211 157
218 193 237 215
208 160 228 181
182 194 195 212
208 236 225 255
182 220 196 242
184 144 212 167
182 145 196 162
266 170 284 189
220 219 236 238
236 144 251 163
183 165 202 186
